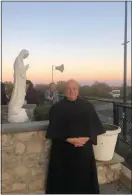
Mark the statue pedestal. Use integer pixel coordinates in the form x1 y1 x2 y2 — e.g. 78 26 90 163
8 108 29 123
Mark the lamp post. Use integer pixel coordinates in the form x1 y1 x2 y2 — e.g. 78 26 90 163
122 1 129 104
121 1 130 141
131 1 132 107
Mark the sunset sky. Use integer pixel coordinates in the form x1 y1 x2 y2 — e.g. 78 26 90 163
2 1 131 85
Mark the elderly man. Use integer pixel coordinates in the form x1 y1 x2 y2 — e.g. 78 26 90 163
45 79 105 194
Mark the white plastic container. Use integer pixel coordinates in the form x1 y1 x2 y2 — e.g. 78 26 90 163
93 124 121 161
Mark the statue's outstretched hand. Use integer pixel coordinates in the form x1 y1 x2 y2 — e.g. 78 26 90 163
25 64 29 70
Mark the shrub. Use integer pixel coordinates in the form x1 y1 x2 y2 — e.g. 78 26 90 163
34 104 51 121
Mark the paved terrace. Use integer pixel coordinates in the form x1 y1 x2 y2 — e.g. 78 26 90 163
34 183 130 194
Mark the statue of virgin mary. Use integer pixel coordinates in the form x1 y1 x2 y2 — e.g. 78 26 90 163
8 49 29 123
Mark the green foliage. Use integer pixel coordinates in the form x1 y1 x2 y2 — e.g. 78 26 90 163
4 81 13 97
34 104 51 121
79 81 112 98
57 81 66 94
79 85 91 96
4 80 131 100
57 81 112 98
90 81 112 97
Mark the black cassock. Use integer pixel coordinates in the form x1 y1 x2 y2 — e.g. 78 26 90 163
45 97 105 194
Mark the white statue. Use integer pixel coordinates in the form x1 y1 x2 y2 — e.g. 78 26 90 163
8 49 29 123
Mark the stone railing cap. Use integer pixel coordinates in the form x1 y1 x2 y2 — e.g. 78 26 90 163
2 121 49 134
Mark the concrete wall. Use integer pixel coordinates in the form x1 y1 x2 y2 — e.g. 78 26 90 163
2 122 124 194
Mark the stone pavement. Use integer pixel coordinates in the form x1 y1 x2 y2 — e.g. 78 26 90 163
100 182 131 194
33 182 130 194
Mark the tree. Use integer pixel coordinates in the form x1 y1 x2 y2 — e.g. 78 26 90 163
57 81 66 94
90 81 112 97
35 84 48 104
79 85 91 96
4 81 13 97
35 84 48 92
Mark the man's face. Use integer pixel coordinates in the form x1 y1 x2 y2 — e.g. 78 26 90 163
65 81 79 101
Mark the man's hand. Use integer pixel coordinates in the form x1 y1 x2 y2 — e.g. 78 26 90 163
75 137 89 147
66 138 78 145
66 137 89 147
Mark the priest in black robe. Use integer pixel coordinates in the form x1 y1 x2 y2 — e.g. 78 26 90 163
45 79 106 194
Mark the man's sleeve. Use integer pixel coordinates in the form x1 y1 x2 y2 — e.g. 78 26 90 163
46 105 68 139
87 103 106 145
